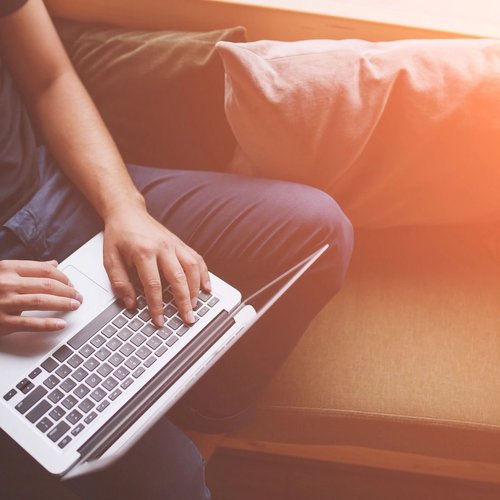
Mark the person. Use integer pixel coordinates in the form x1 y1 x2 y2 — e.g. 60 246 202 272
0 1 353 499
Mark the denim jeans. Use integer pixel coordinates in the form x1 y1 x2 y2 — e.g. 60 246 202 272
0 149 353 499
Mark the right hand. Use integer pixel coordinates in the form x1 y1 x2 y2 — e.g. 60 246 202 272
0 259 83 336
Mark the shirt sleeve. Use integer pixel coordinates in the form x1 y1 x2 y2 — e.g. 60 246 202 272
0 0 29 18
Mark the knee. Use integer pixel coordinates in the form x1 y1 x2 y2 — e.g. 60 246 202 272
291 185 354 285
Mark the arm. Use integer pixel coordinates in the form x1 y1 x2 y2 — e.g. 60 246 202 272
0 0 209 330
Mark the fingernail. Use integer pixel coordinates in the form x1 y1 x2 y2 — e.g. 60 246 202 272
54 319 66 330
191 297 198 308
187 311 195 324
205 280 212 291
75 292 83 303
156 315 165 327
124 297 134 309
70 299 80 310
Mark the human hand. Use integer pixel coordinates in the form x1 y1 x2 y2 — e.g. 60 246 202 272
0 260 83 336
103 206 211 327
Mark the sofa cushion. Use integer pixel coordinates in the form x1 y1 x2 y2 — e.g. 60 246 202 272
55 20 246 171
216 39 500 228
223 224 500 482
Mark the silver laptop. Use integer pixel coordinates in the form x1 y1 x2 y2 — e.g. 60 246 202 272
0 232 327 479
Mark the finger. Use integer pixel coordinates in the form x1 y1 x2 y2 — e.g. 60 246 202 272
194 251 211 293
103 249 137 310
16 277 82 301
177 246 201 309
134 254 165 327
1 314 66 334
5 294 81 313
11 260 74 287
158 251 194 324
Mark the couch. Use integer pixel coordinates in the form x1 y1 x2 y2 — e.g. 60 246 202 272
47 1 500 498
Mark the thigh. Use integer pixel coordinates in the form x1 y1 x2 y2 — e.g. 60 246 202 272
0 418 210 500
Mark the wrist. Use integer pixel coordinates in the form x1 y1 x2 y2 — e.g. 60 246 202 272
101 190 146 222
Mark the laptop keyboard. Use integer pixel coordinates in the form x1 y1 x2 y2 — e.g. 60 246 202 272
3 288 220 450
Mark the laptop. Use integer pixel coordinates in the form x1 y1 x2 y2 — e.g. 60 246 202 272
0 232 327 479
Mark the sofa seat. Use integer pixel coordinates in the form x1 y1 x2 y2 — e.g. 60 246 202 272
221 224 500 486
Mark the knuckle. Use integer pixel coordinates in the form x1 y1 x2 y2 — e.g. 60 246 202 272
146 279 162 290
172 271 186 285
31 295 43 308
42 279 54 292
40 263 54 277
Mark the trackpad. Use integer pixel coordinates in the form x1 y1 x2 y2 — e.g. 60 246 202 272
0 265 113 366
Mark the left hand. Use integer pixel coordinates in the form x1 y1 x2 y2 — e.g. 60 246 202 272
102 205 211 327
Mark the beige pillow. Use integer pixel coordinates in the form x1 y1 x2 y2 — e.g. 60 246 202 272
217 39 500 227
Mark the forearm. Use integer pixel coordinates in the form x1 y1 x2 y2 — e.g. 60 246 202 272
32 69 145 220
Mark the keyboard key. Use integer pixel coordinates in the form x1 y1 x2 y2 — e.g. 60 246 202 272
61 395 78 409
131 333 146 347
58 435 72 449
55 364 71 379
79 344 95 358
207 297 219 307
108 353 125 367
67 354 83 368
48 389 64 404
132 367 145 378
90 334 106 348
3 389 17 401
163 304 176 318
78 398 95 414
119 343 135 357
122 309 136 319
47 421 70 442
15 386 48 415
177 325 189 337
95 347 111 361
139 309 151 322
120 378 133 390
141 323 156 337
113 367 130 381
67 410 83 425
144 356 156 368
97 400 110 412
155 345 168 357
136 296 147 309
16 378 32 392
167 317 183 330
146 336 161 350
163 290 173 303
83 357 100 372
198 291 211 302
198 306 209 317
90 388 106 402
49 406 65 421
53 345 72 362
102 324 118 338
85 374 102 388
109 389 122 401
129 319 143 332
157 327 173 340
125 356 140 370
43 375 59 389
71 423 85 436
166 335 179 347
41 357 58 373
117 327 134 341
106 337 123 351
97 363 113 377
72 367 89 382
102 377 118 391
136 346 151 360
74 385 90 399
28 367 42 380
84 411 98 424
26 400 52 423
60 379 77 393
112 315 128 329
36 417 53 433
